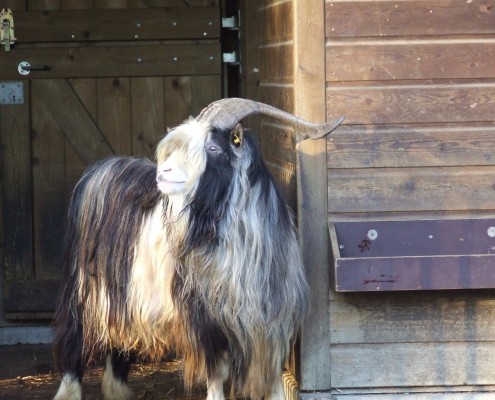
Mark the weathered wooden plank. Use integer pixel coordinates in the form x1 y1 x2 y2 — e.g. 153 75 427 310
330 293 495 344
328 166 495 213
327 123 495 169
15 8 220 42
3 280 61 313
131 77 165 158
2 1 27 10
0 43 221 80
335 254 495 292
97 78 131 155
259 42 294 82
326 0 495 38
28 0 60 10
293 0 331 392
327 82 495 125
128 0 218 7
66 78 96 187
331 342 495 388
32 79 114 164
329 393 495 400
31 81 66 279
164 76 192 129
259 84 294 113
190 75 221 116
0 84 33 281
61 0 93 9
259 1 293 43
327 40 495 81
259 122 296 166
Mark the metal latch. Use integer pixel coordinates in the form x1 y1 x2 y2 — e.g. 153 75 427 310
0 8 16 52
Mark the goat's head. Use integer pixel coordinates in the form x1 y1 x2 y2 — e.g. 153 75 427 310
155 98 344 197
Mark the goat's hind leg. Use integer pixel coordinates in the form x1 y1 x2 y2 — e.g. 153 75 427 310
102 350 135 400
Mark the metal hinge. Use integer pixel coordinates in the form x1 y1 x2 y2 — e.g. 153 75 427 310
222 16 239 30
0 8 16 52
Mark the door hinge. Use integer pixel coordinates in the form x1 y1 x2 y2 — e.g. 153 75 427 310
0 8 16 52
223 51 239 65
222 16 239 30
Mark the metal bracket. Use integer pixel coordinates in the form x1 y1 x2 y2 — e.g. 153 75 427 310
223 51 239 64
0 8 16 52
222 16 238 30
0 82 24 105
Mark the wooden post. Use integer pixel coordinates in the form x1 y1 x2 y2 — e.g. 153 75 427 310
294 0 332 392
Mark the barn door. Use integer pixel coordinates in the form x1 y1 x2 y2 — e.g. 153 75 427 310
0 1 222 320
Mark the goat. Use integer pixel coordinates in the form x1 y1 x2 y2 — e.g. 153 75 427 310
52 98 344 400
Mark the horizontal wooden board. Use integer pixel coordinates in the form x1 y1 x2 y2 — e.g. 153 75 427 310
331 342 495 388
327 82 495 125
335 254 495 291
15 8 220 42
330 293 495 344
327 40 495 81
0 43 221 79
328 166 495 213
326 0 495 38
259 42 294 82
327 123 495 169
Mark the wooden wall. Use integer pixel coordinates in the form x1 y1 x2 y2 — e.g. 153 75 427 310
325 0 495 398
0 0 221 319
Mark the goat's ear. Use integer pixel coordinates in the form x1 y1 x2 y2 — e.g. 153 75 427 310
230 123 244 148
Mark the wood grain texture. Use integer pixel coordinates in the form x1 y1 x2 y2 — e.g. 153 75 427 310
0 89 33 281
131 77 165 158
328 166 495 213
31 83 66 279
330 393 495 400
326 0 495 38
327 123 495 169
32 79 114 164
330 292 495 344
327 82 495 125
0 43 221 80
15 8 220 42
327 40 495 81
331 342 495 388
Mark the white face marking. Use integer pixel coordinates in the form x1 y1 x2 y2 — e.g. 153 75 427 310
155 120 210 196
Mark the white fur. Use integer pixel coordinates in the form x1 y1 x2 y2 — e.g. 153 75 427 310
102 356 135 400
206 358 229 400
265 377 285 400
53 374 82 400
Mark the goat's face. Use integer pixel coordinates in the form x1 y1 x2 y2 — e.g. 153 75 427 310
155 119 245 197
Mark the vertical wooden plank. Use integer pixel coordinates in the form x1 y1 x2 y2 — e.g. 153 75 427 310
191 75 221 116
31 81 66 279
97 78 131 155
66 78 96 190
131 77 165 158
294 0 332 391
164 76 192 129
0 82 33 281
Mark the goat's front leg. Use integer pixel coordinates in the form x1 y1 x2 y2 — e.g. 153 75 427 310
206 358 229 400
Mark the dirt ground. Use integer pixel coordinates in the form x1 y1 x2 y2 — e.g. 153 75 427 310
0 344 210 400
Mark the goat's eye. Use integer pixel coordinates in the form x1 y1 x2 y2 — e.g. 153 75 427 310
207 144 222 154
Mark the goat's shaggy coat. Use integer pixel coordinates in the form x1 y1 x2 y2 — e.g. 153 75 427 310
53 119 310 399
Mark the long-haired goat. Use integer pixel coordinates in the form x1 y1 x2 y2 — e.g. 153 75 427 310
52 98 344 400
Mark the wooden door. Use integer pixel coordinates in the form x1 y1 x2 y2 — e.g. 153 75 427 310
0 0 222 320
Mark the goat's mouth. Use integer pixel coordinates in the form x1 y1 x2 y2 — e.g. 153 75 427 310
156 179 186 194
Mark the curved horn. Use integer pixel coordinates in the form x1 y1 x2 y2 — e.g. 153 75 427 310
196 98 344 141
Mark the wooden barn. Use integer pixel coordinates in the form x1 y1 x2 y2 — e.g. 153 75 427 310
1 0 495 399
